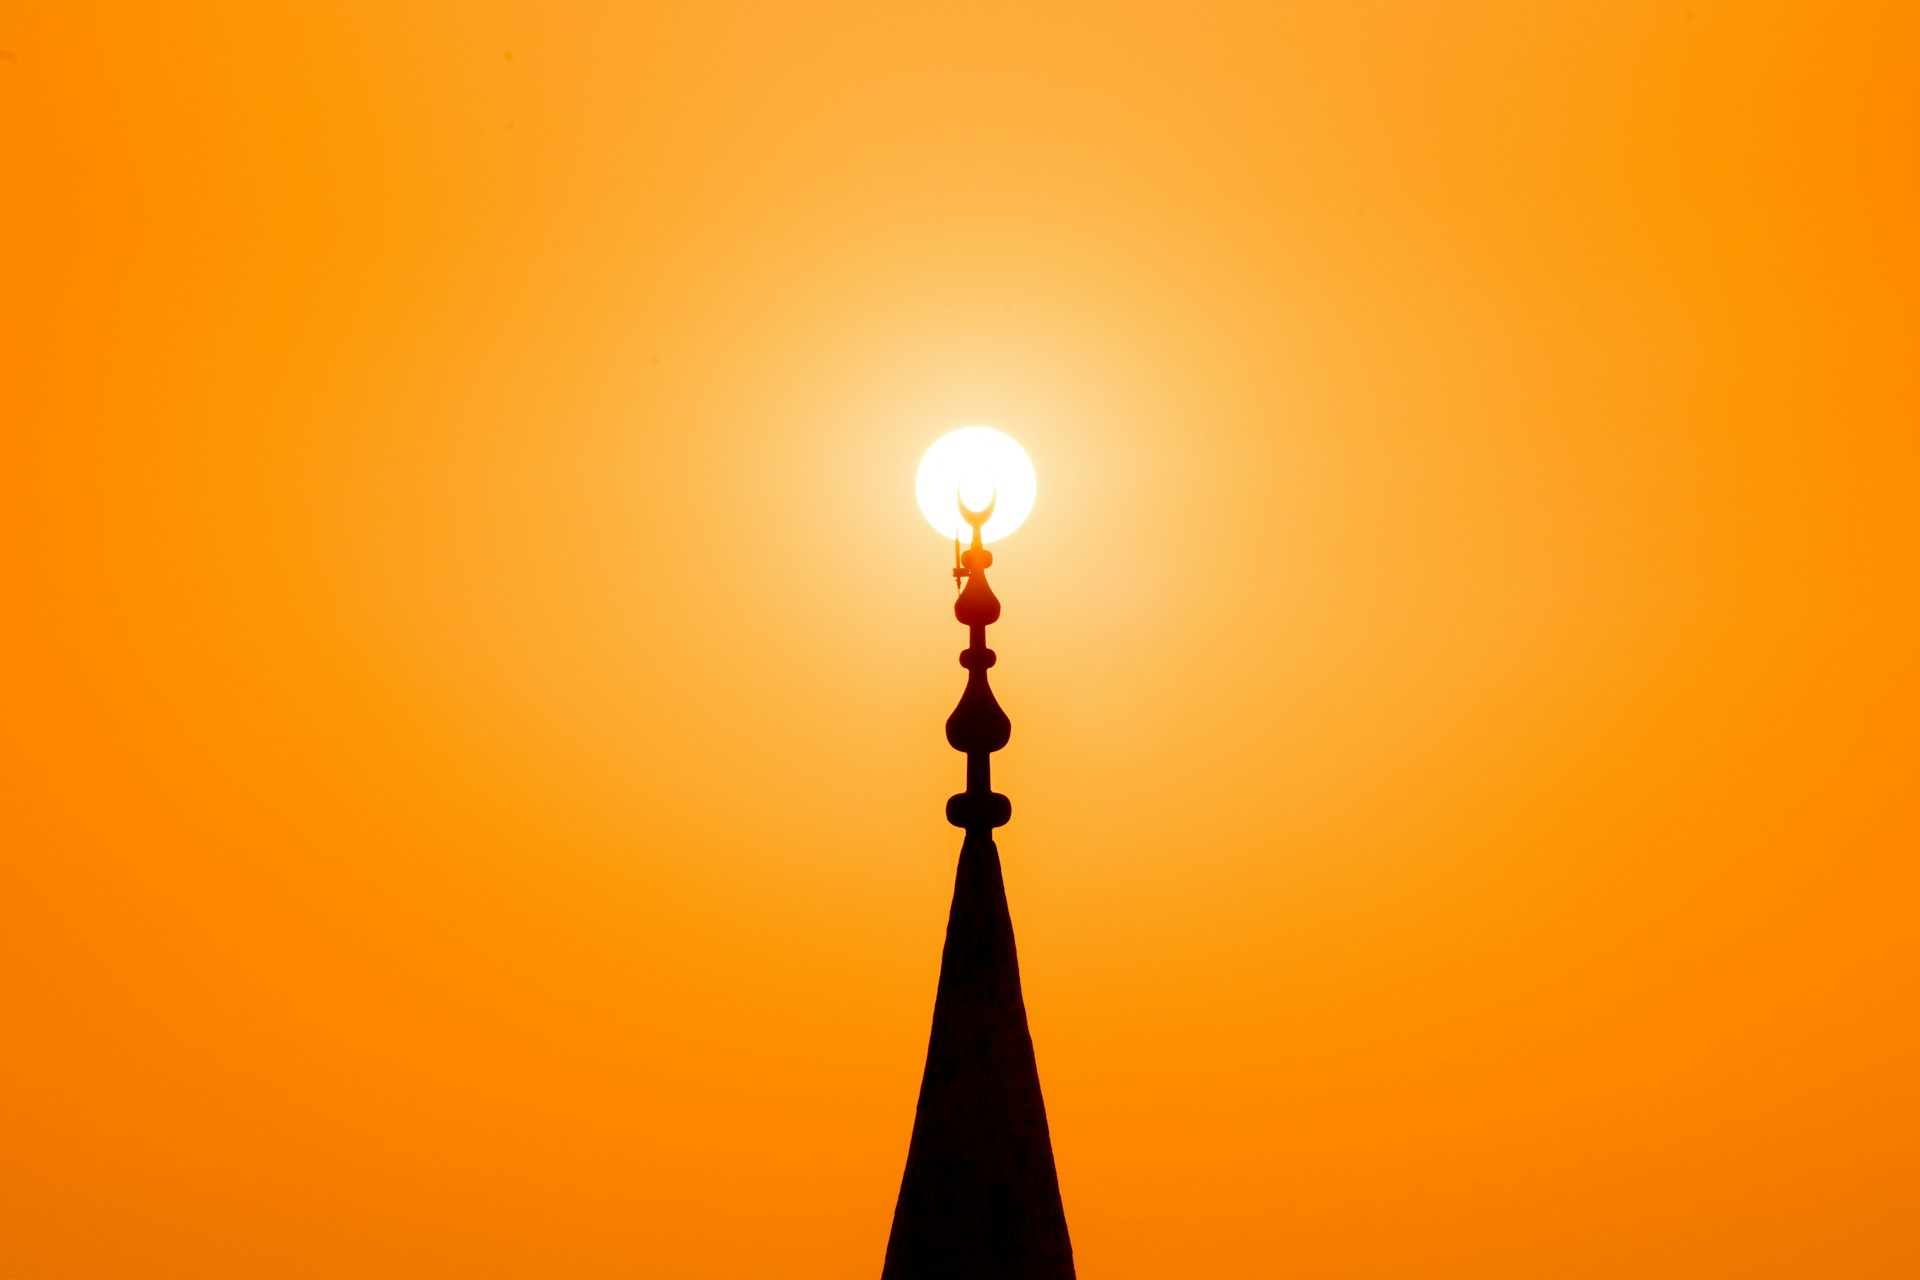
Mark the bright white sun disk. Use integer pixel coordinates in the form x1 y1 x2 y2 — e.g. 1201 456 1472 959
915 426 1036 545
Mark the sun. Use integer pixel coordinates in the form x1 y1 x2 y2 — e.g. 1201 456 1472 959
915 426 1036 544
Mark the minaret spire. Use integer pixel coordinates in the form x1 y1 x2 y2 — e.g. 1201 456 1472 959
882 494 1075 1280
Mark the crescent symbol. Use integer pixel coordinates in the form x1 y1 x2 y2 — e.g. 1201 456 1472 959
956 483 998 528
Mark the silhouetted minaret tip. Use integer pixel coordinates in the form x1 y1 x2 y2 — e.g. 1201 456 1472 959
883 496 1074 1280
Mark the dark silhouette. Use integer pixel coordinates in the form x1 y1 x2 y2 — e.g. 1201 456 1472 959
882 497 1075 1279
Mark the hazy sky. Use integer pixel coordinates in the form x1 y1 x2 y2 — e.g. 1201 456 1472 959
6 3 1916 1276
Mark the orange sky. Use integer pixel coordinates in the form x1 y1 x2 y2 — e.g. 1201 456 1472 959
4 2 1917 1275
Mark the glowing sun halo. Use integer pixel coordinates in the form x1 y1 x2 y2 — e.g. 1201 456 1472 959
915 426 1036 545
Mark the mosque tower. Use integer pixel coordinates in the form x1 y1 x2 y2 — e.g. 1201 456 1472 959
881 493 1075 1279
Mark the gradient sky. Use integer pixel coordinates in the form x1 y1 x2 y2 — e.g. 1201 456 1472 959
5 3 1917 1276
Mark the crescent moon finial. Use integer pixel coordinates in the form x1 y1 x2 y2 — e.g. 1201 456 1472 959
956 483 997 530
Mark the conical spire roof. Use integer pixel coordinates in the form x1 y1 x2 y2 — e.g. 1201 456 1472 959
881 834 1074 1279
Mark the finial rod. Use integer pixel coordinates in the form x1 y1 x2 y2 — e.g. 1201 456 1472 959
944 488 1011 834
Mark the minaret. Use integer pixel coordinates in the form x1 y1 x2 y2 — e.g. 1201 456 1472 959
882 493 1076 1279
